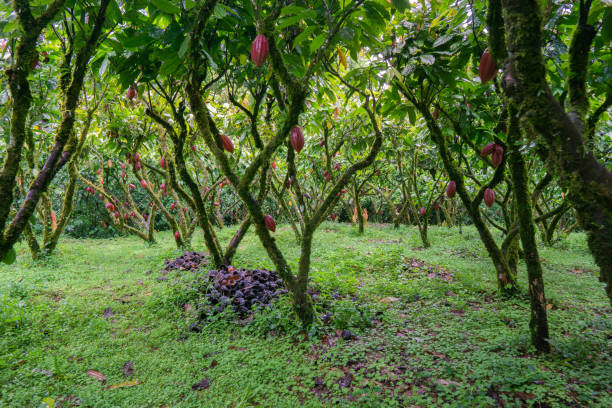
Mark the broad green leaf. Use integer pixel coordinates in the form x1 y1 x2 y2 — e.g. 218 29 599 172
151 0 181 15
310 33 327 53
1 247 16 265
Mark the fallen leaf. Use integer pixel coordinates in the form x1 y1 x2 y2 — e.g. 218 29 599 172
108 380 141 390
86 369 106 384
380 296 401 304
192 377 210 390
122 361 134 378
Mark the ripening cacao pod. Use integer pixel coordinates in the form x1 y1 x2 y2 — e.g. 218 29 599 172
121 171 126 179
126 152 132 161
479 48 497 84
160 157 166 169
341 188 347 194
434 202 440 211
433 108 439 121
160 182 166 191
484 188 495 207
272 162 276 170
121 162 126 170
251 35 269 67
481 142 496 157
170 203 175 210
491 145 504 167
330 213 336 221
126 85 137 100
290 126 304 153
114 211 119 219
333 163 340 171
420 207 425 216
129 183 136 190
174 231 180 240
135 161 141 171
285 178 292 188
96 168 101 175
264 214 276 232
446 181 457 198
140 179 147 188
191 144 196 152
220 134 234 153
105 203 114 211
134 153 140 162
123 213 128 220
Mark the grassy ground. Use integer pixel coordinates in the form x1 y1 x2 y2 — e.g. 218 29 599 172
1 223 610 407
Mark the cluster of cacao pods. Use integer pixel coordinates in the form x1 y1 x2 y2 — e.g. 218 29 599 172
481 142 504 167
446 181 457 198
479 49 497 84
323 170 331 182
264 214 276 232
251 35 269 67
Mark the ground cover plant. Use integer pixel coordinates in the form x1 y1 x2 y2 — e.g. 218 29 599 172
1 0 610 407
1 225 610 407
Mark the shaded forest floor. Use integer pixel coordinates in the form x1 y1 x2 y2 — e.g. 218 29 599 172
1 224 610 407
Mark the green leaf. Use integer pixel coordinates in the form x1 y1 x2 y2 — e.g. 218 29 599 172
310 33 327 53
293 26 318 48
151 0 181 15
1 247 16 265
178 36 190 58
98 57 110 77
391 0 411 12
420 54 435 65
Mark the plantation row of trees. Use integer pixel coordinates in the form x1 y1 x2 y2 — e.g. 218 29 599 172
1 0 610 352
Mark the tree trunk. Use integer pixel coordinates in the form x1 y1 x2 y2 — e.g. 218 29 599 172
508 132 550 353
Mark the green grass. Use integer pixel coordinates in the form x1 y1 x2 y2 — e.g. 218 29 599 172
1 224 610 407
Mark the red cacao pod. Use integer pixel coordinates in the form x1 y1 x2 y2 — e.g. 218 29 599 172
479 48 497 84
126 152 131 161
135 161 141 171
330 213 336 221
170 203 175 210
251 35 269 67
121 163 126 170
484 188 495 207
290 126 304 153
491 145 504 167
481 142 496 157
174 231 180 240
333 163 340 171
433 108 439 121
285 178 292 188
129 183 136 190
272 162 276 170
105 203 114 211
140 179 147 188
264 214 276 232
114 211 119 218
446 181 457 198
420 207 425 216
434 202 439 211
220 134 234 153
130 211 135 218
96 168 101 175
134 153 140 162
123 214 127 220
160 183 166 191
191 144 196 152
121 171 126 179
160 156 166 169
126 85 137 100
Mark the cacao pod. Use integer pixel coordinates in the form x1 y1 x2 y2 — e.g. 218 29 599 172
135 161 141 171
114 211 119 219
160 157 166 169
160 183 166 191
251 35 269 67
272 162 276 170
479 48 497 84
130 211 135 217
121 163 126 170
264 214 276 232
286 178 292 188
480 142 496 157
105 203 114 211
170 203 175 210
330 213 336 221
174 231 180 240
126 85 137 100
220 134 234 153
129 184 136 190
191 144 196 152
434 202 439 211
491 145 504 167
484 188 495 207
121 171 126 179
446 181 457 198
290 126 304 153
140 179 147 188
98 194 103 200
134 153 140 162
420 207 425 216
433 108 439 121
